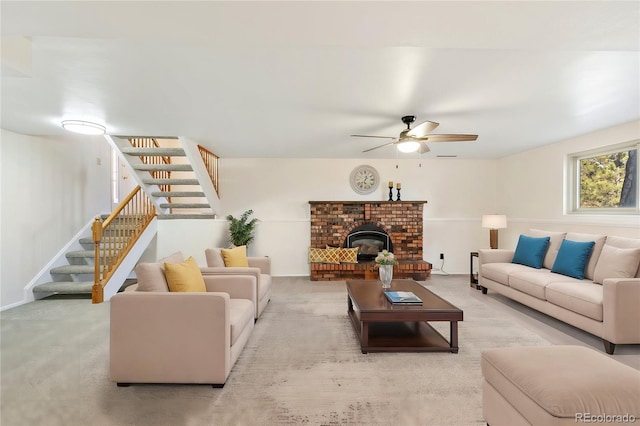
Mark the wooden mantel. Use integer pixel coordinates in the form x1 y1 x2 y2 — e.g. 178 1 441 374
309 200 428 205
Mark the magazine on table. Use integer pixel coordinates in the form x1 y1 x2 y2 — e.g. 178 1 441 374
384 291 423 305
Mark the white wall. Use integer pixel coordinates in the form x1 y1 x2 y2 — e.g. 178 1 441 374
153 121 640 278
3 120 637 309
0 129 111 309
154 158 500 275
497 120 640 249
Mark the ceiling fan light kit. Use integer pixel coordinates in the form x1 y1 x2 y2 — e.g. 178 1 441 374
397 140 421 153
351 115 478 154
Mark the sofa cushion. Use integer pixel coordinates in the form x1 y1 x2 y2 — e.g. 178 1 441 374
604 236 640 278
205 248 225 267
164 256 207 292
135 252 185 292
481 262 532 285
481 346 640 420
508 269 566 300
512 235 550 269
221 245 250 267
550 239 595 280
545 281 603 321
593 244 640 284
526 229 566 270
564 232 606 280
228 298 255 346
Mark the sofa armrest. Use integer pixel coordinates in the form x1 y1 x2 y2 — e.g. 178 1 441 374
248 257 271 275
200 271 258 304
603 278 640 344
110 292 231 384
478 249 514 265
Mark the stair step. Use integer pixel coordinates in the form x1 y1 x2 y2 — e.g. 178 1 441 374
122 147 186 156
160 203 210 209
151 191 205 197
158 213 217 220
133 164 193 172
50 265 100 275
66 250 95 258
143 178 200 185
33 281 93 294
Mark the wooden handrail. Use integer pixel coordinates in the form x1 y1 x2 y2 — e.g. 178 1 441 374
198 145 220 196
91 186 156 303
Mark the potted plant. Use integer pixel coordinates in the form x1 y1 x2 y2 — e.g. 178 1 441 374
226 209 259 247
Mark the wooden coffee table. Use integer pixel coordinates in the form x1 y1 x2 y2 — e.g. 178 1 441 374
346 279 463 354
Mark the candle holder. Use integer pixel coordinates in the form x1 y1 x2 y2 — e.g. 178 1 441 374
388 186 394 201
396 187 401 201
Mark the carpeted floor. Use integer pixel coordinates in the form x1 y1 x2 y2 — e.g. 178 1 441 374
0 276 564 425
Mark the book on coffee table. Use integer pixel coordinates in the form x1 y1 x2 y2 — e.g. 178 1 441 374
384 291 423 305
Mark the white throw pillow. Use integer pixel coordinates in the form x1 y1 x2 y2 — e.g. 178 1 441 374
593 245 640 285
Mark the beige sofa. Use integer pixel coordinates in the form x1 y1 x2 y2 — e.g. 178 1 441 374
110 252 255 387
479 231 640 354
205 248 272 319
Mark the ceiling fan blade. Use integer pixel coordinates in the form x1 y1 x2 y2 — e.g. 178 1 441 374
351 134 397 139
418 142 430 154
406 121 439 138
422 134 478 142
362 142 397 152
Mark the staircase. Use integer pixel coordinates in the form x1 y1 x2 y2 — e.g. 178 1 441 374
32 215 133 297
119 139 218 219
30 136 220 301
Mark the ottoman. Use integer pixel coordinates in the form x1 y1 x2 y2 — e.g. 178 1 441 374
481 345 640 426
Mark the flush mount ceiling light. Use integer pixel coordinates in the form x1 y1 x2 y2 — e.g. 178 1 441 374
396 140 421 153
61 120 106 135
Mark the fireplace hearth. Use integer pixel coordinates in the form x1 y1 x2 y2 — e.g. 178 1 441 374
309 201 431 281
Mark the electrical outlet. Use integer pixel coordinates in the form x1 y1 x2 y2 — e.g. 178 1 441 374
440 253 444 260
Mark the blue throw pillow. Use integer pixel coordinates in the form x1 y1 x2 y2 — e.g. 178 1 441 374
511 235 550 269
551 239 595 280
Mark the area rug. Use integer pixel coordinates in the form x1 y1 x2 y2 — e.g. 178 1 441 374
0 277 551 426
206 278 550 426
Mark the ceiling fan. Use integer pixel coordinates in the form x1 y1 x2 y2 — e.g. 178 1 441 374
351 115 478 153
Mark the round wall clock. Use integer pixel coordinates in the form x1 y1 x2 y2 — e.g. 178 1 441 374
349 165 380 195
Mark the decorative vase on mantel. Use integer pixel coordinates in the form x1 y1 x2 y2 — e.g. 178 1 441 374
379 264 393 289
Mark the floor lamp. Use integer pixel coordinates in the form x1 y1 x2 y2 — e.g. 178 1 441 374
482 215 507 249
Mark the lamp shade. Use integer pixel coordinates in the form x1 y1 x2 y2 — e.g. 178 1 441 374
482 214 507 229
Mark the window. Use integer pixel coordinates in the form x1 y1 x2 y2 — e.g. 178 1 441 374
568 140 639 214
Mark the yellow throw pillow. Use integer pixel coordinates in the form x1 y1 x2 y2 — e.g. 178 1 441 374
339 247 359 263
309 247 325 263
164 256 206 292
323 247 341 264
221 245 250 267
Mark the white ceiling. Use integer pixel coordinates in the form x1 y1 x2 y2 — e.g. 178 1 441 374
2 1 639 159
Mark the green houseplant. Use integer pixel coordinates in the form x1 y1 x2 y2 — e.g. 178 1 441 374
226 209 259 247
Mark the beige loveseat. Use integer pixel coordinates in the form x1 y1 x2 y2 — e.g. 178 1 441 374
110 252 255 387
205 248 272 319
479 230 640 354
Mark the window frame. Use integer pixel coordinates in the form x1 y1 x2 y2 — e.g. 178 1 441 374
567 139 640 215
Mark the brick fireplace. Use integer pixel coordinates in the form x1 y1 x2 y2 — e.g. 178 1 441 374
309 201 431 281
